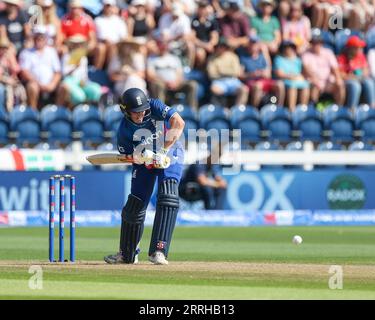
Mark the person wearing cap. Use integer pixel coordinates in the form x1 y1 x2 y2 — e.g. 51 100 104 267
207 37 249 106
281 0 311 54
239 35 285 108
127 0 155 45
108 38 147 97
19 26 61 110
154 1 194 67
94 0 128 69
0 0 32 53
274 40 310 111
250 0 281 55
147 39 198 109
191 0 219 69
218 0 251 50
0 36 24 112
36 0 63 50
57 35 102 108
302 31 345 106
338 35 375 109
61 0 100 68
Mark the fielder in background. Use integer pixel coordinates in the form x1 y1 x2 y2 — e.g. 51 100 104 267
104 88 185 265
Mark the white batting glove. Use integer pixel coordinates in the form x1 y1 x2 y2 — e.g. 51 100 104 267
153 148 171 169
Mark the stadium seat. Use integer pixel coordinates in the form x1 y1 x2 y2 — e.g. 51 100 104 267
293 105 323 142
34 142 51 150
73 104 104 145
335 28 364 54
88 66 113 89
323 105 354 142
254 141 280 150
284 141 304 169
261 105 292 142
199 104 230 131
231 105 261 143
348 141 374 151
316 141 345 169
0 109 9 145
40 105 72 145
103 104 123 141
355 104 375 142
173 104 199 139
255 141 281 169
316 141 344 151
9 105 40 145
97 142 115 151
347 141 375 169
285 141 303 151
312 28 335 52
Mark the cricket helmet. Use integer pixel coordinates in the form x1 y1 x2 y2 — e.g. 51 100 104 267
120 88 150 114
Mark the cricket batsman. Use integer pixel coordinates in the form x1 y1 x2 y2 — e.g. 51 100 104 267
104 88 185 265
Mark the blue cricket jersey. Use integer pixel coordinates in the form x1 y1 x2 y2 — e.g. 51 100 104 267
117 98 181 155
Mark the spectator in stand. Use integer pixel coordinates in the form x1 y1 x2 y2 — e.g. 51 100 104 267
339 0 375 31
0 36 25 111
147 40 198 109
278 0 291 21
191 0 219 69
0 0 32 54
94 0 128 70
302 31 345 106
309 0 339 29
207 37 249 106
61 0 100 69
127 0 155 45
239 35 285 108
108 38 147 98
36 0 64 51
274 41 310 111
281 0 311 54
251 0 281 55
338 35 375 108
218 0 251 50
154 1 194 68
57 35 102 108
213 0 256 19
19 25 61 110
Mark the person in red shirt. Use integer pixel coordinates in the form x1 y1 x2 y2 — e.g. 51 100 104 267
338 35 375 108
61 0 103 69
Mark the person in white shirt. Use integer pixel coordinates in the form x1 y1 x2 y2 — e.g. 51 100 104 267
154 1 194 67
94 0 128 69
19 25 61 109
108 38 147 97
147 40 198 109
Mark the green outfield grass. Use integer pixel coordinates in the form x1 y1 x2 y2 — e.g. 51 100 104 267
0 226 375 299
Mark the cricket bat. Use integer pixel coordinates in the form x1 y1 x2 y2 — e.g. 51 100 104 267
86 153 136 165
86 152 171 168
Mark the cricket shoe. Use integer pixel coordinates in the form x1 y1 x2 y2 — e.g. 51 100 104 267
104 248 140 264
149 251 168 265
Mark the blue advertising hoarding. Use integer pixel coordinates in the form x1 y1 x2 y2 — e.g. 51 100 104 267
0 169 373 211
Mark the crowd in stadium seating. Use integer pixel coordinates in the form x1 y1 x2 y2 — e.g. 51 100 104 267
1 0 375 149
